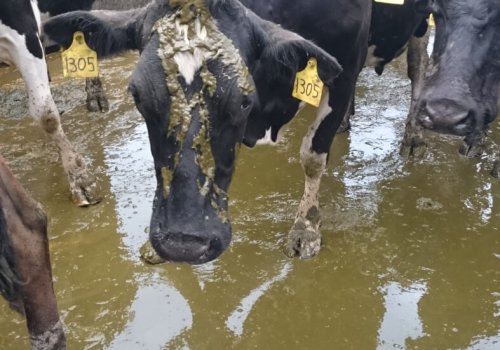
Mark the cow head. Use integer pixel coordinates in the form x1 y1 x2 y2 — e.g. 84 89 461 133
44 0 341 264
416 0 500 147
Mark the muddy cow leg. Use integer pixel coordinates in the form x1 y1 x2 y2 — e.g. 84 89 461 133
400 30 430 157
0 155 66 350
16 48 100 206
492 155 500 178
85 77 109 112
286 67 355 258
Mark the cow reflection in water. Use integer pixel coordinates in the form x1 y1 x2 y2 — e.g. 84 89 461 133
0 155 66 350
44 0 342 263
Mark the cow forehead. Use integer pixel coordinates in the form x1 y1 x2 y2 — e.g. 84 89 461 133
438 0 497 16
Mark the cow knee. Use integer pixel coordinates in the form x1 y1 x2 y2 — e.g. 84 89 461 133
300 150 327 179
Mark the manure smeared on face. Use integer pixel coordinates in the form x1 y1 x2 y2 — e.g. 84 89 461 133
153 0 254 210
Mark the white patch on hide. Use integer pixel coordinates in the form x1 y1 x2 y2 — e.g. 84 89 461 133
173 17 209 85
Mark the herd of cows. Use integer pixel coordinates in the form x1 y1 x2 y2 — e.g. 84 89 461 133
0 0 499 348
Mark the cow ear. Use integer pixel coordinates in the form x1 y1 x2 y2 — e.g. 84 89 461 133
253 27 342 88
43 10 143 57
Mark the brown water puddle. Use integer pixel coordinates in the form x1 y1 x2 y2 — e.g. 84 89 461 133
0 47 499 349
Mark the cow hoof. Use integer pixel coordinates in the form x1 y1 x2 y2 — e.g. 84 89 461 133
491 159 500 179
140 240 166 264
86 98 100 112
97 96 109 113
459 141 483 158
70 174 101 207
400 135 427 157
285 228 321 259
337 119 351 133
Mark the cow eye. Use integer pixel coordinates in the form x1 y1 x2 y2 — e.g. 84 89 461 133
241 97 252 110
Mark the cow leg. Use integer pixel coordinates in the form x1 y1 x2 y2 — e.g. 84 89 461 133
85 77 109 112
337 94 354 133
15 51 100 206
286 79 348 258
400 31 430 157
493 155 500 178
0 155 66 350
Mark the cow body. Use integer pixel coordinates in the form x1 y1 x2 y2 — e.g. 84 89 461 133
0 0 99 206
0 155 66 350
44 0 342 263
415 0 500 174
368 0 430 75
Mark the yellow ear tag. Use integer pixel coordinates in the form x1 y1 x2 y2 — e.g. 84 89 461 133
428 14 436 27
374 0 405 5
61 31 99 78
292 58 324 108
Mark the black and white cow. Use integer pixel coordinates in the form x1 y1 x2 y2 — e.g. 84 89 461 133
37 0 152 112
0 0 99 206
414 0 500 176
44 0 343 263
0 155 66 350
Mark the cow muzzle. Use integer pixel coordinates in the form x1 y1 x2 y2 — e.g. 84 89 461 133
418 97 476 136
150 229 230 264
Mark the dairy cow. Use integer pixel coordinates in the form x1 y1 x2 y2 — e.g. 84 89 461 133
44 0 343 263
415 0 500 176
0 0 98 206
38 0 152 112
0 155 66 350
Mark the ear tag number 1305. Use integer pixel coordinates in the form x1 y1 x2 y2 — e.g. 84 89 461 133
374 0 405 5
292 58 324 108
61 31 99 79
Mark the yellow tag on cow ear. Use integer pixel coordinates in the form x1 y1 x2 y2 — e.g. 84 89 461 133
428 14 436 27
374 0 405 5
61 31 99 78
292 58 324 108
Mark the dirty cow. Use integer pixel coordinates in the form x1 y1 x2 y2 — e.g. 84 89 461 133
0 155 66 350
44 0 342 263
415 0 500 175
0 0 99 206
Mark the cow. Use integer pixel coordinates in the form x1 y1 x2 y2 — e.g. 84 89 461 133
0 155 66 350
0 0 99 206
413 0 500 177
43 0 343 263
38 0 152 113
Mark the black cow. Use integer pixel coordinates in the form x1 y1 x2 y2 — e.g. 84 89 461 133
44 0 342 263
0 155 66 350
0 0 98 206
415 0 500 176
368 0 430 76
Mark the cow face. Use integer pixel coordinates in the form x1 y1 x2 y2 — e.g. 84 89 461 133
417 0 500 144
129 4 256 264
43 0 341 264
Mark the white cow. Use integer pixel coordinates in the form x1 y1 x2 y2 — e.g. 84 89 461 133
0 0 99 206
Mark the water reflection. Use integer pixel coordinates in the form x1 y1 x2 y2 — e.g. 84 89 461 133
377 281 427 350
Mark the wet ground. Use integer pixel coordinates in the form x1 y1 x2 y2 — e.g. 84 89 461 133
0 48 499 350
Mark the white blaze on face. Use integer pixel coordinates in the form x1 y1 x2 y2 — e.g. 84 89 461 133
173 17 209 85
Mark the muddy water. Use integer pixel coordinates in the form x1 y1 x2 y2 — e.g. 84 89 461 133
0 49 499 350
